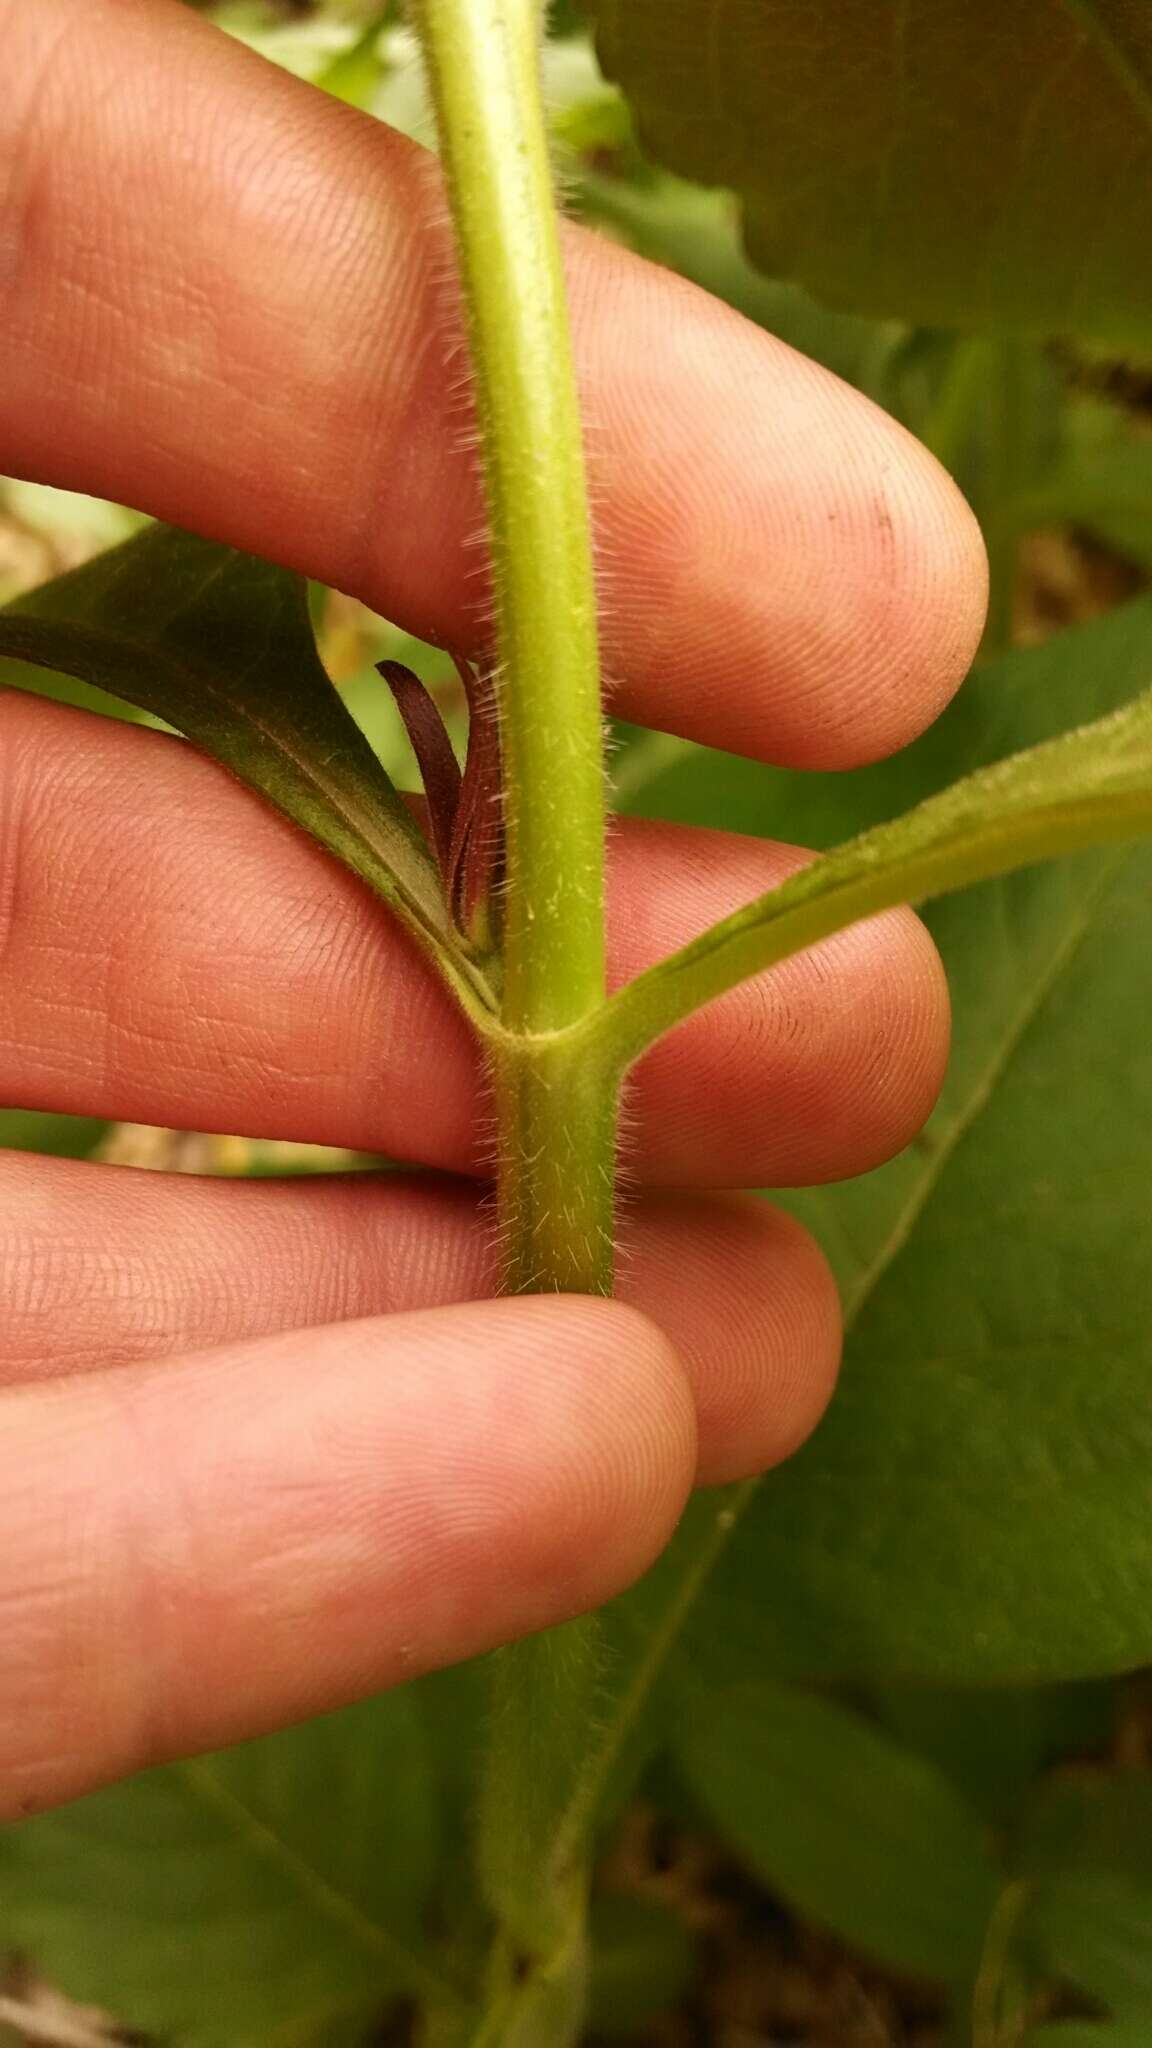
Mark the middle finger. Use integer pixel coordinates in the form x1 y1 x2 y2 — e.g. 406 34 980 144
0 691 950 1187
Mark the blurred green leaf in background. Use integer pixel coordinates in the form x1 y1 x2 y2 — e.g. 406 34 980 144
592 0 1152 349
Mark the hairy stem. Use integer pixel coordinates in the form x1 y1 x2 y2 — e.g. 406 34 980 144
413 0 606 1048
412 4 616 2040
490 1030 619 1294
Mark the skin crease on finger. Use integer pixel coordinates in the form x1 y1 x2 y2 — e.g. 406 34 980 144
0 0 988 769
0 1154 842 1484
0 693 951 1190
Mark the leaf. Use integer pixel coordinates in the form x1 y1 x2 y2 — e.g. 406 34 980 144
1023 439 1152 571
0 527 495 1020
1011 1772 1152 2025
575 173 906 401
1025 1870 1152 2018
592 0 1152 349
1035 2020 1152 2048
376 656 505 951
0 1109 108 1159
316 7 393 107
602 679 1152 1065
291 2018 374 2048
586 1894 695 2037
674 1681 998 1981
0 1694 460 2046
1014 1771 1152 1895
866 1681 1117 1822
0 627 148 726
446 659 504 950
611 591 1152 1687
377 659 462 876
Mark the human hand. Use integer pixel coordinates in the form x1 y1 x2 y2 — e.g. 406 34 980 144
0 0 986 1818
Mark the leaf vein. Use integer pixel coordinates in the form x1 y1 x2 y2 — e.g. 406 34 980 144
841 851 1127 1323
177 1760 464 2015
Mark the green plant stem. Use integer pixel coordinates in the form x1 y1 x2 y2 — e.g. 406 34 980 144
468 1620 602 2047
489 1030 619 1294
970 1880 1034 2048
412 0 606 1047
411 5 615 2041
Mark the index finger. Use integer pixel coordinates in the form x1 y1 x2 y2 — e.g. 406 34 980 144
1 0 986 767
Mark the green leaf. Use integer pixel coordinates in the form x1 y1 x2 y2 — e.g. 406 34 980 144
291 2018 373 2048
1 629 148 725
866 1682 1117 1822
0 527 495 1020
576 173 906 401
602 679 1152 1066
673 1681 998 1981
316 7 394 107
592 0 1152 349
1026 1870 1152 2018
0 1109 108 1158
1024 2029 1152 2047
1014 1771 1152 1896
1011 1771 1152 2022
612 592 1152 1686
1022 438 1152 571
586 1893 695 2036
0 1694 460 2046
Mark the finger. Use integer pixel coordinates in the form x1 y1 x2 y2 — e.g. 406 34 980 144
0 696 947 1187
0 700 942 1187
0 0 986 766
0 1152 840 1484
611 814 950 1188
0 695 949 1187
1 1295 694 1817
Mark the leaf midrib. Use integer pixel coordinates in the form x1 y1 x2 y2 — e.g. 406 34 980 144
179 1760 464 2015
840 849 1124 1322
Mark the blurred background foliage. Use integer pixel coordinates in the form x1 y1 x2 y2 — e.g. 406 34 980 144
5 3 1152 2045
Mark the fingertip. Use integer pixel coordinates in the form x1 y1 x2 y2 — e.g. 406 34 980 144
734 1199 843 1471
811 899 952 1175
622 1193 842 1484
615 822 952 1188
833 422 989 768
501 1295 698 1616
575 243 989 767
721 369 990 769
